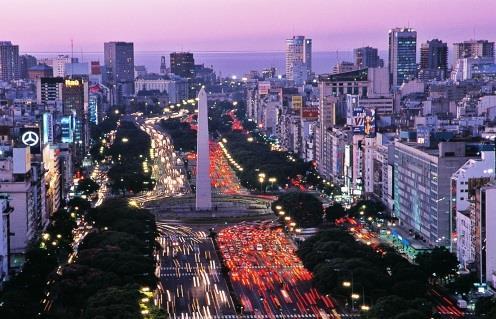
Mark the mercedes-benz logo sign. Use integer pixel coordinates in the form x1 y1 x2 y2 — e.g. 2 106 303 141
21 131 39 147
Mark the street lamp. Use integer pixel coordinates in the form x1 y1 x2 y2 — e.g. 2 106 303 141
258 177 264 192
268 177 277 190
342 281 351 288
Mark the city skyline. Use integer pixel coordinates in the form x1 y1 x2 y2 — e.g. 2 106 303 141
1 0 494 53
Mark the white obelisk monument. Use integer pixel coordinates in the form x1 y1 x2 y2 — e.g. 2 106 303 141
195 87 212 210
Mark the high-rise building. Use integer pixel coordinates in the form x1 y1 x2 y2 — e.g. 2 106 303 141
332 61 356 74
170 52 195 78
354 46 383 69
19 54 37 79
285 36 312 85
36 77 64 108
0 41 20 82
453 39 495 63
44 55 71 78
388 28 417 87
160 56 167 75
393 141 472 247
104 41 135 103
419 39 448 80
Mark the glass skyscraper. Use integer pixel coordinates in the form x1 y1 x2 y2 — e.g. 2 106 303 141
388 28 417 87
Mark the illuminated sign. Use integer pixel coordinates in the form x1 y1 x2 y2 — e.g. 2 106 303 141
65 79 80 87
22 131 39 147
258 82 270 95
301 107 319 119
292 96 303 110
19 127 41 154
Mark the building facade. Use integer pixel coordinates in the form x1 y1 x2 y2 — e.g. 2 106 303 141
285 36 312 85
0 41 20 82
388 28 417 87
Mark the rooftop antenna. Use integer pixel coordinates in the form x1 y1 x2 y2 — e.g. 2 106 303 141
70 38 74 78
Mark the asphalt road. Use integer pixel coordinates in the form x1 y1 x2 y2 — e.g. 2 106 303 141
157 221 237 318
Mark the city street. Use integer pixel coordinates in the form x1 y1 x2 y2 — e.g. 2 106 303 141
157 221 237 318
217 222 341 318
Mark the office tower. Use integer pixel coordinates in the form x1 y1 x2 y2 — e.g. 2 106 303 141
393 141 472 247
0 41 20 82
19 54 37 79
160 56 167 75
354 46 383 68
47 55 71 77
419 39 448 80
90 61 102 83
388 28 417 87
37 77 64 107
285 36 312 85
453 39 495 63
170 52 195 78
28 65 53 80
104 41 135 103
332 61 356 74
62 77 89 161
195 87 212 210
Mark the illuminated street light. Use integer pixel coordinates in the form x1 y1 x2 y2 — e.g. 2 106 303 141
247 137 254 142
361 305 370 311
342 281 351 288
275 205 282 210
351 293 360 300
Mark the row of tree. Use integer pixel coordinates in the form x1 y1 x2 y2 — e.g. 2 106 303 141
48 199 164 318
298 228 434 318
271 192 324 228
159 118 197 152
106 120 156 195
0 198 87 318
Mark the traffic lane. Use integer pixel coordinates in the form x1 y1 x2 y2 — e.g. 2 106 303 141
158 227 236 317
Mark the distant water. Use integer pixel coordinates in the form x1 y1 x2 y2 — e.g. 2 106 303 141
27 51 388 77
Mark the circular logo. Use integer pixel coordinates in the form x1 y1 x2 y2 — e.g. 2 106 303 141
21 131 39 147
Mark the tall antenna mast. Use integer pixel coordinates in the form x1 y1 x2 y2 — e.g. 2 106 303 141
70 39 74 78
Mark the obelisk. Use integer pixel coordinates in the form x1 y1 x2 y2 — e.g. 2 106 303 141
195 87 212 210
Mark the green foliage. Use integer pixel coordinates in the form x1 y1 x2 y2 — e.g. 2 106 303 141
81 286 141 319
160 118 197 152
106 120 154 195
475 297 496 317
222 131 311 189
325 203 346 222
415 247 458 280
76 178 100 196
272 192 324 228
298 228 431 317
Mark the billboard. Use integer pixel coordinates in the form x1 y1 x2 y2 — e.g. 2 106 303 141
301 107 319 119
61 116 74 143
292 95 303 110
352 107 376 136
258 82 270 95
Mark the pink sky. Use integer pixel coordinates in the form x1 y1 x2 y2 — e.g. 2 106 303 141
1 0 494 52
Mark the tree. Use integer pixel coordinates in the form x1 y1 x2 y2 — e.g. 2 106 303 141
272 192 324 228
325 203 346 222
415 247 458 281
82 286 141 319
370 295 410 319
394 309 428 319
76 178 100 196
346 199 386 218
475 297 496 317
